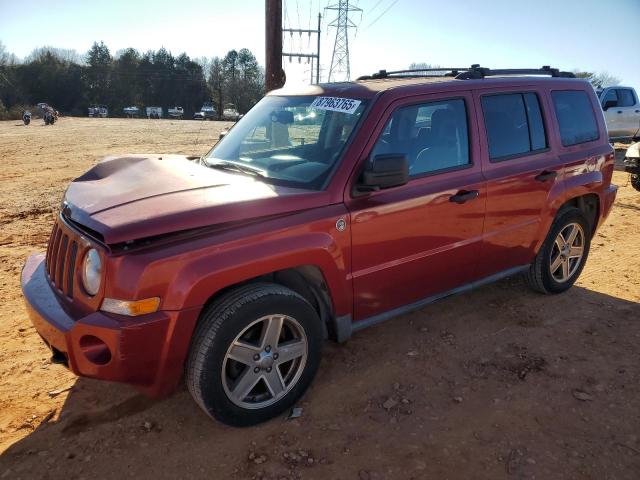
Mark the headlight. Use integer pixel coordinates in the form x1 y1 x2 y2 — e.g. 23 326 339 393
82 248 102 296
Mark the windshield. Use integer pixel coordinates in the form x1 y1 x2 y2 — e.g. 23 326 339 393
205 95 368 189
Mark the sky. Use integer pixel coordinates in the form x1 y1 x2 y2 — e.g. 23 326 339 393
1 0 639 92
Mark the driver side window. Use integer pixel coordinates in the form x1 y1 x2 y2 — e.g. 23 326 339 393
371 98 470 177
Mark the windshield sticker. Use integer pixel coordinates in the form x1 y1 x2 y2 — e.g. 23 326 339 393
310 96 362 114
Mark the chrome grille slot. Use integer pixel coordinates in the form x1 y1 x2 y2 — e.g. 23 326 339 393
57 235 68 288
67 241 78 297
49 226 62 281
45 223 58 272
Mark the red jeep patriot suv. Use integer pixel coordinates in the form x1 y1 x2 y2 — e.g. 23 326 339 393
22 65 617 426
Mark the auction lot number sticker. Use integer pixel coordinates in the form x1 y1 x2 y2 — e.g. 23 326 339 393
310 97 362 114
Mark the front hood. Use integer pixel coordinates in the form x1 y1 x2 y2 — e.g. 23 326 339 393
63 154 324 245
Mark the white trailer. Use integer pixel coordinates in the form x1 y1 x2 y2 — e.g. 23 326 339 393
146 106 163 119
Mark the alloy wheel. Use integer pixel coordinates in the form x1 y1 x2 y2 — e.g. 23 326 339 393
549 222 585 283
221 315 308 409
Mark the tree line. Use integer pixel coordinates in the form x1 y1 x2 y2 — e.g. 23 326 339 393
0 41 264 119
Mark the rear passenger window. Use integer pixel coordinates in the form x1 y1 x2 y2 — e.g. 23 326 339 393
481 93 547 160
371 99 470 177
551 91 599 146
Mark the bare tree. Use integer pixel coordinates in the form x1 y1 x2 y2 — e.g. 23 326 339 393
208 57 224 116
574 70 622 88
0 41 18 66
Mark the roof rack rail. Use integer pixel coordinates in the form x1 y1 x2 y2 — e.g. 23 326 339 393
356 65 575 81
455 64 575 79
356 68 467 81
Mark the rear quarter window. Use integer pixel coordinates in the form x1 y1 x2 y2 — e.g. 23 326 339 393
551 90 599 146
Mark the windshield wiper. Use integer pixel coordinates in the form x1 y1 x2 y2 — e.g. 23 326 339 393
207 160 265 178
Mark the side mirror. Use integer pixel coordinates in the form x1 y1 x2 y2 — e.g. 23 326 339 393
603 99 617 111
359 154 409 192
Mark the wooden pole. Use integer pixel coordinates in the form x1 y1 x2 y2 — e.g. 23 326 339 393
265 0 285 92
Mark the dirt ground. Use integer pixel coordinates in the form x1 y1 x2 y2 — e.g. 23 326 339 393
0 117 638 479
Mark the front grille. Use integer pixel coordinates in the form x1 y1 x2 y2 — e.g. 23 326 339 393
45 220 79 298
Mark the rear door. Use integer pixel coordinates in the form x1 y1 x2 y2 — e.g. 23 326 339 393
474 88 563 278
347 92 486 321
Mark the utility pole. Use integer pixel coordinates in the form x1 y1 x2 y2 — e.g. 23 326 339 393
326 0 361 82
316 13 321 84
282 13 322 85
265 0 285 92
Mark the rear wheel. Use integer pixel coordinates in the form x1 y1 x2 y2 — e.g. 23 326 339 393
186 283 322 426
526 207 591 294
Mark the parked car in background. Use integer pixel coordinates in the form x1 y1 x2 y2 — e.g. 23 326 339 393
146 106 163 119
168 106 184 119
597 86 640 141
624 142 640 191
222 104 241 121
22 65 617 427
88 105 108 118
200 102 217 120
193 111 206 120
123 106 141 118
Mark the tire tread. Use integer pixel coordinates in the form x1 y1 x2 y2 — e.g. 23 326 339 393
526 207 590 295
186 283 309 419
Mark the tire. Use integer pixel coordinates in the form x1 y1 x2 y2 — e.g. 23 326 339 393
186 283 323 426
526 207 591 294
631 174 640 192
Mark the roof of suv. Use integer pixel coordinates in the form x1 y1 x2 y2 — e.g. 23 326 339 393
270 67 589 100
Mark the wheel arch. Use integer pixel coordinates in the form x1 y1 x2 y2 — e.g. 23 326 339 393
535 192 600 255
198 264 339 341
557 193 600 235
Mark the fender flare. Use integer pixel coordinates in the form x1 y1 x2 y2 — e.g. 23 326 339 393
163 232 351 317
533 171 603 253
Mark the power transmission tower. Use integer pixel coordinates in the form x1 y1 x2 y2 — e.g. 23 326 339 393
326 0 362 82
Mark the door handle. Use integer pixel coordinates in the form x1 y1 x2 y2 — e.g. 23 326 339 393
635 110 639 113
617 110 623 114
535 170 557 182
449 190 479 204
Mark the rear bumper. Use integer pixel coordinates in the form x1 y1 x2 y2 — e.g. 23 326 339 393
600 184 618 226
21 253 200 397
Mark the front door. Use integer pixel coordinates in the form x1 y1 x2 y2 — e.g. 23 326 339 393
347 93 486 321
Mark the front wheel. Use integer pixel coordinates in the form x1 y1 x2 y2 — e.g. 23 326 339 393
186 283 323 426
631 174 640 192
526 207 591 294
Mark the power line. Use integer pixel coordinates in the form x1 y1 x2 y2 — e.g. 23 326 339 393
364 0 398 30
282 11 322 84
366 0 386 19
